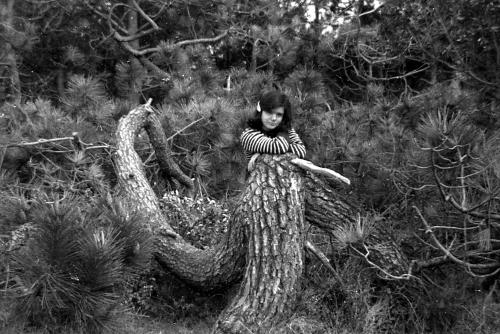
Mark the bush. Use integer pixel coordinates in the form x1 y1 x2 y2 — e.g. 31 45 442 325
3 194 153 333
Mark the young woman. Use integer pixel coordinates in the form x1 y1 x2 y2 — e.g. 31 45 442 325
240 91 306 160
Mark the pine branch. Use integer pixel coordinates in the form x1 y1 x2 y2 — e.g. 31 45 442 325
116 30 229 56
131 0 159 30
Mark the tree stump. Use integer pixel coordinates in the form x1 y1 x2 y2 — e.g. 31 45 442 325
214 155 305 333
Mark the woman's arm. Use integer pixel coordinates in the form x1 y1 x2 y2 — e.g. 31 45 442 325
288 128 306 158
240 128 289 156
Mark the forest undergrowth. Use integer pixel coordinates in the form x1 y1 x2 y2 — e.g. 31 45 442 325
1 75 499 333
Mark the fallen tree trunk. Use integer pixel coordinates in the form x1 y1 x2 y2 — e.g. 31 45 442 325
113 103 410 332
304 174 410 278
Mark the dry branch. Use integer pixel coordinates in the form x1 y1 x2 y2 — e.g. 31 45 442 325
414 206 500 276
305 240 345 288
117 30 229 56
292 158 351 185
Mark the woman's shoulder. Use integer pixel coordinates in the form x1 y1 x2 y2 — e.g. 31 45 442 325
241 127 260 139
241 127 262 135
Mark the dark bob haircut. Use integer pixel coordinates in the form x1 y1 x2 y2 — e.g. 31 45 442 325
247 91 293 134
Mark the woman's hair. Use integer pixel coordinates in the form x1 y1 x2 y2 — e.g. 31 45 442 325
247 90 293 134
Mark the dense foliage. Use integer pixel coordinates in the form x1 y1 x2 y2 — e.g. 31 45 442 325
1 0 500 333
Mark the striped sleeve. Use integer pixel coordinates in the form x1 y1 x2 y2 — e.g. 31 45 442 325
240 128 289 159
288 128 306 158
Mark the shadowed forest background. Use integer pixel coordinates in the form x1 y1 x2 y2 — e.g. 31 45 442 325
1 0 500 333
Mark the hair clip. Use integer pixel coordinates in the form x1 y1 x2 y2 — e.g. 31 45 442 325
256 101 261 112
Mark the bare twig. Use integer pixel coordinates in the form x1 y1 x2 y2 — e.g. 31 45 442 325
350 244 414 280
305 240 345 289
414 206 500 274
425 225 480 231
3 135 75 147
166 117 205 142
1 132 114 153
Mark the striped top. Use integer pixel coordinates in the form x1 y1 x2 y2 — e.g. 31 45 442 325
240 128 306 160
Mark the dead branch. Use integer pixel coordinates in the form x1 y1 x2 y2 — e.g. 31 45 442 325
0 132 110 152
414 206 500 276
102 0 229 56
117 30 229 56
305 240 345 289
350 244 415 280
176 30 229 48
132 0 158 30
291 158 351 185
165 117 204 142
3 136 75 147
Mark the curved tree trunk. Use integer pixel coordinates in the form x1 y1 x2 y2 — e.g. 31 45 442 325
114 103 245 289
114 103 410 332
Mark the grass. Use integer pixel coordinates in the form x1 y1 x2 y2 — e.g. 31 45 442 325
0 294 214 334
0 311 214 334
118 313 214 334
3 284 500 334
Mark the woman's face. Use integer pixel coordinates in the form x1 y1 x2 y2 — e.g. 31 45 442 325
261 107 284 131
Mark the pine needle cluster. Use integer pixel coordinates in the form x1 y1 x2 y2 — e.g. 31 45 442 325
3 193 153 333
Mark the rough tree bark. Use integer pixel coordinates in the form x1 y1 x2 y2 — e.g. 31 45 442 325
113 103 409 333
303 174 410 277
114 104 245 289
214 155 306 333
